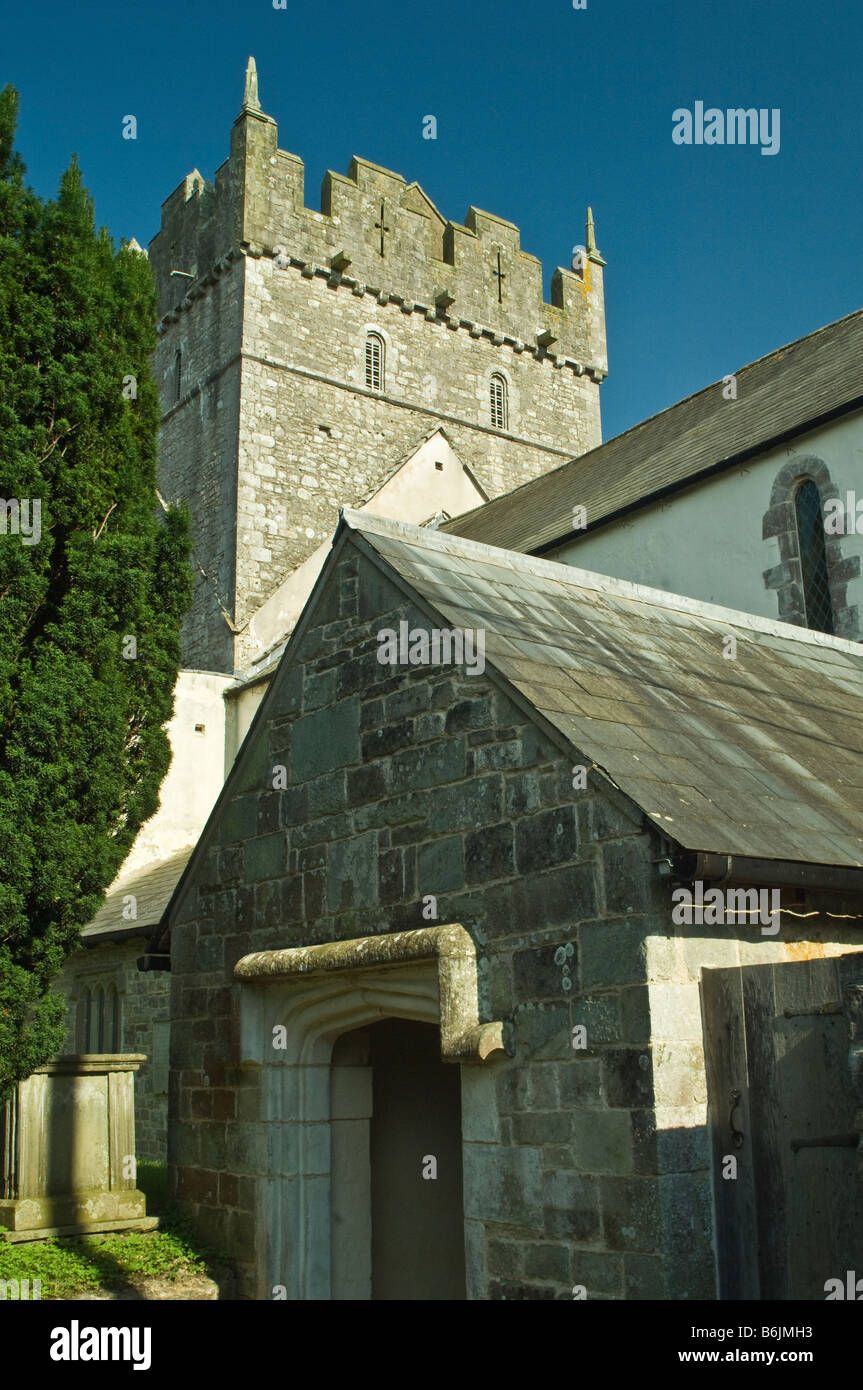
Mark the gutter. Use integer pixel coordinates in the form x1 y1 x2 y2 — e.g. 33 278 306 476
666 851 863 896
84 921 161 947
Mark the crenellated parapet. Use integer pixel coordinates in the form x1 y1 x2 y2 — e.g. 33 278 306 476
148 58 607 675
149 60 606 373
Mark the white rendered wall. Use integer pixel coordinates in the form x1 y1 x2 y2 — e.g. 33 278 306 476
549 413 863 626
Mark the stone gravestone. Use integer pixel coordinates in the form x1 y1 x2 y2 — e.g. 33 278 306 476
0 1054 157 1240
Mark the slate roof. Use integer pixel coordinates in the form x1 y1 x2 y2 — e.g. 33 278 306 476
83 848 195 939
443 306 863 554
344 509 863 868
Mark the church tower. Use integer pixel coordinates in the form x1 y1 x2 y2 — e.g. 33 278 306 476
148 59 608 673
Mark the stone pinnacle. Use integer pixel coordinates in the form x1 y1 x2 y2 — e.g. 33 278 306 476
243 56 261 112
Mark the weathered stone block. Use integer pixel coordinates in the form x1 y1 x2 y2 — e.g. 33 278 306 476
515 1003 571 1061
515 806 578 873
659 1172 714 1255
557 1058 604 1108
461 1068 502 1143
475 740 522 772
665 1250 718 1300
520 723 558 767
602 838 650 915
621 985 652 1041
244 832 287 883
292 698 360 779
624 1253 667 1299
278 786 308 827
386 684 431 720
504 770 542 818
580 920 648 989
462 1143 543 1223
347 765 387 806
270 664 303 717
429 774 502 833
585 793 644 842
524 1243 569 1282
416 835 465 893
542 1179 600 1241
465 821 515 883
445 697 493 733
652 1042 707 1108
304 668 337 711
524 1063 559 1111
648 983 703 1041
225 1123 269 1175
307 772 347 818
654 1110 711 1173
681 932 740 979
513 1111 571 1145
196 935 225 972
488 1238 522 1278
513 943 571 1002
570 991 622 1044
327 830 378 911
486 863 596 939
220 794 259 845
391 740 466 793
572 1109 634 1174
601 1047 654 1108
570 1249 624 1296
600 1175 661 1251
281 874 303 923
257 792 281 834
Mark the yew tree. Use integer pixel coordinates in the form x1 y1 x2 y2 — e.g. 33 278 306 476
0 86 192 1099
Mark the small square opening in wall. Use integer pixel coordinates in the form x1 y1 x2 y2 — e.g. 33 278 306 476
194 723 206 734
435 461 444 471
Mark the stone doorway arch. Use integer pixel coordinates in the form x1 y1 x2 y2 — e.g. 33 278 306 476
233 924 506 1299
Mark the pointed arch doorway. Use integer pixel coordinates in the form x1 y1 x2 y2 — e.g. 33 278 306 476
234 924 506 1300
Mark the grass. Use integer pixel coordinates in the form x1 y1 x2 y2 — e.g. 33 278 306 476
0 1164 232 1300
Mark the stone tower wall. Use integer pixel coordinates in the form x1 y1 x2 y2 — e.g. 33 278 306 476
149 77 607 671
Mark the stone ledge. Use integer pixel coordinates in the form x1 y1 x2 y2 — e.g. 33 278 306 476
2 1217 159 1244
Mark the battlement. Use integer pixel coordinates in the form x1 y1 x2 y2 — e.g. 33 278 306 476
150 60 607 675
149 59 606 370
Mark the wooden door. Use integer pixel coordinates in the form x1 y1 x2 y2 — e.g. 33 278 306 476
702 952 863 1299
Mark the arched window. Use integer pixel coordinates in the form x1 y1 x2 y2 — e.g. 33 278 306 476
174 348 183 403
106 984 121 1052
91 986 105 1053
365 333 384 391
490 374 508 430
763 458 860 640
795 479 835 634
78 988 92 1052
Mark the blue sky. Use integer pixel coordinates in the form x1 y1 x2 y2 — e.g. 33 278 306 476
5 0 862 441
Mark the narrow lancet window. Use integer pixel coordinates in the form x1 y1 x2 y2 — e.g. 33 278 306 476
795 479 835 634
490 374 507 430
365 333 384 391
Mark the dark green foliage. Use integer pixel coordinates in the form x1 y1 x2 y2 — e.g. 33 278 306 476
0 87 192 1099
